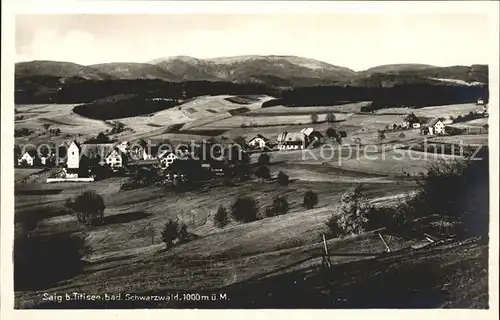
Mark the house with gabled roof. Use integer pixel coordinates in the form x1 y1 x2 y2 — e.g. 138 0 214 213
277 127 323 151
422 118 446 136
18 149 39 167
248 134 270 150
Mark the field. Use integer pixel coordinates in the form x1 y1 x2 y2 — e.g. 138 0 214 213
374 103 484 118
13 95 490 308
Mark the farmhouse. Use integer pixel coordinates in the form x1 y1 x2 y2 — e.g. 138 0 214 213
248 134 270 150
277 131 305 150
402 113 421 129
159 151 179 169
18 150 39 166
104 148 127 169
422 118 446 136
277 127 322 151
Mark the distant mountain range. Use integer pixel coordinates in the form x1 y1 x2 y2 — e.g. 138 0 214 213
15 55 488 88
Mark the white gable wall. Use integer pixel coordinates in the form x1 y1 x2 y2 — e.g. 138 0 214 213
67 142 80 169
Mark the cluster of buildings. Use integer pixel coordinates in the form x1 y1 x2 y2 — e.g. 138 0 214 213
16 139 193 179
401 113 446 136
247 127 323 151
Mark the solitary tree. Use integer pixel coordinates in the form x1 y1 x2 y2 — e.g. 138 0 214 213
161 219 179 248
177 223 188 243
354 137 362 146
377 130 386 143
265 195 289 217
233 136 247 149
326 112 336 123
257 153 270 165
277 171 290 186
231 196 258 223
398 132 406 139
326 127 337 139
325 185 372 237
303 190 319 209
255 166 271 182
214 205 229 228
310 113 319 124
66 190 105 226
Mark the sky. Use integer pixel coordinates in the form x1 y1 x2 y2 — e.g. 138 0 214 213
15 13 492 71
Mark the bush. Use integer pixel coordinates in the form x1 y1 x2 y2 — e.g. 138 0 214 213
266 195 289 217
277 171 290 185
303 190 318 209
214 205 229 228
326 127 337 139
66 190 105 226
326 112 336 123
325 185 372 237
257 153 270 165
255 166 271 181
310 113 319 123
177 223 188 243
399 132 406 138
161 219 179 248
14 233 90 290
231 196 258 223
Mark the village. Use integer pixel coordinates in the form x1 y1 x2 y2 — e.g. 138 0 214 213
14 99 488 187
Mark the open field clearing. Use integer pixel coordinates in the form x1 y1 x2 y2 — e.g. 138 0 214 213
428 133 488 146
246 102 371 116
374 103 484 118
15 168 44 182
14 174 417 308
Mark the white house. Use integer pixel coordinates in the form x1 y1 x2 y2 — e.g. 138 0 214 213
426 118 446 135
277 131 306 150
159 151 179 169
18 150 38 166
248 134 270 149
277 127 323 151
105 148 124 169
477 98 485 106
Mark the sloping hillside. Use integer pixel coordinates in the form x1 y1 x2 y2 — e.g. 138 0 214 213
15 61 113 80
361 63 437 75
90 62 179 81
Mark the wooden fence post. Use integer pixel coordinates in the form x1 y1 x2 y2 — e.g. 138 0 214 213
378 233 391 252
322 234 332 268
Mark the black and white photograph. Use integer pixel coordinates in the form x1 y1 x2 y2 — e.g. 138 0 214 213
2 1 498 312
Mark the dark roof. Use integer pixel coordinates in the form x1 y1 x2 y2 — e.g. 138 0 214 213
80 143 115 159
24 149 38 158
249 134 269 142
427 118 441 127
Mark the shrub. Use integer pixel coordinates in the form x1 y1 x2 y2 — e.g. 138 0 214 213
233 136 247 149
326 127 337 139
310 113 319 124
266 195 289 217
14 233 90 290
277 171 290 185
399 132 406 138
214 205 229 228
377 130 386 142
325 185 372 237
66 190 105 226
303 190 318 209
161 219 179 248
255 166 271 181
326 112 336 123
257 153 270 165
231 196 258 223
177 223 188 243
